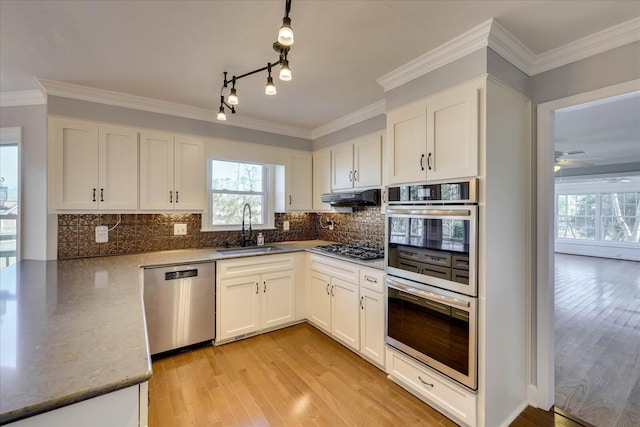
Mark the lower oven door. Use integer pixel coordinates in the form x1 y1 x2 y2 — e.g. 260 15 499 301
386 276 477 390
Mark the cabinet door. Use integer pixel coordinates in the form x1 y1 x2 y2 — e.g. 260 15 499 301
308 270 331 333
331 278 360 351
53 119 99 210
139 131 174 210
331 143 354 190
353 133 382 188
360 288 385 366
218 275 261 341
174 135 204 210
98 126 138 210
286 152 312 211
312 150 332 211
387 102 427 185
261 270 295 329
426 81 479 181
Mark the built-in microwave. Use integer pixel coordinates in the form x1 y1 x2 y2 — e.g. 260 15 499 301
385 180 478 297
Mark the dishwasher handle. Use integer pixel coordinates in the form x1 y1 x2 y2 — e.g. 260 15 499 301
165 269 199 280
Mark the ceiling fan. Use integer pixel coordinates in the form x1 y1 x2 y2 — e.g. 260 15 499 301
554 150 594 172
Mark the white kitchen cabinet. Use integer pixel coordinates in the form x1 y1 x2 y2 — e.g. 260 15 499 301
51 119 138 210
285 151 313 211
386 78 481 185
312 149 332 211
307 255 360 352
359 268 385 367
331 132 382 191
216 255 296 343
139 132 204 211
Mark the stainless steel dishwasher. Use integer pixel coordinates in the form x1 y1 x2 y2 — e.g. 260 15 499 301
143 262 215 355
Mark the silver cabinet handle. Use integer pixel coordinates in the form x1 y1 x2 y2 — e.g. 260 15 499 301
365 277 377 283
354 170 358 182
349 170 353 182
418 376 434 387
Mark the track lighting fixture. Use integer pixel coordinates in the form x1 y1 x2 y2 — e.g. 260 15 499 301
217 0 294 120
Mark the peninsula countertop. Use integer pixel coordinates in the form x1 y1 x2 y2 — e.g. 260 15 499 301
0 240 383 424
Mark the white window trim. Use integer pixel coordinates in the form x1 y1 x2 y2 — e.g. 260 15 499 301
202 159 276 232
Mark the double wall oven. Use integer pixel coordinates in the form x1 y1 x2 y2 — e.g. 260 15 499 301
385 179 479 390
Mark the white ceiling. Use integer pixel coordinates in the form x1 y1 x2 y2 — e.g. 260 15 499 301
1 1 639 132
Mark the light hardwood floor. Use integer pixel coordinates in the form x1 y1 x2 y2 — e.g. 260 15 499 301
554 253 640 427
149 322 582 427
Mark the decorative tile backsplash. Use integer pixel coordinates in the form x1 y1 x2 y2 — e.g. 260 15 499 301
57 207 385 259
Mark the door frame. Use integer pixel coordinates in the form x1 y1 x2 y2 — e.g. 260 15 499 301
535 79 640 409
0 126 21 264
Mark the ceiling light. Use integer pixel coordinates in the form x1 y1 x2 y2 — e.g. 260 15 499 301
217 0 294 120
554 165 561 172
217 106 226 121
279 58 292 81
278 16 294 46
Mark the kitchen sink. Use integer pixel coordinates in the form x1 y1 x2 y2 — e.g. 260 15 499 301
216 245 283 256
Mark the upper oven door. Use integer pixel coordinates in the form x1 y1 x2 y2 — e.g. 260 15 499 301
386 205 477 296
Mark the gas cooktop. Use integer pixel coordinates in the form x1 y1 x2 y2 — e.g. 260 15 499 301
313 244 384 261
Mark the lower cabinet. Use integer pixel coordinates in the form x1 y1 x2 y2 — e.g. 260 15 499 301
386 346 476 427
359 287 385 366
7 382 148 427
217 255 296 342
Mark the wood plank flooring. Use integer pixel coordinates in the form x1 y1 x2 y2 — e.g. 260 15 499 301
149 322 586 426
554 254 640 427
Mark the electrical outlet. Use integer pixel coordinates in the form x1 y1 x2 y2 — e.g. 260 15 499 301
95 226 108 243
174 223 187 235
329 221 334 231
283 220 290 231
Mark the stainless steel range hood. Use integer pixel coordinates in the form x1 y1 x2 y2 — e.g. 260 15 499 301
320 189 380 207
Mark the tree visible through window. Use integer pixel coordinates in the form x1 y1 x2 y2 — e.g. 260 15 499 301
210 160 266 226
556 194 596 240
601 192 640 243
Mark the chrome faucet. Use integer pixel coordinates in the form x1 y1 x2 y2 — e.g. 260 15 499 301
240 203 253 247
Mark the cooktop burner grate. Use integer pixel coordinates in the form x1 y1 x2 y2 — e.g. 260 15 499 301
313 244 384 260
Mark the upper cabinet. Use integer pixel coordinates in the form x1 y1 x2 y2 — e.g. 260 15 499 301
286 151 313 211
312 149 332 211
139 132 205 211
51 119 138 211
387 78 482 185
331 132 383 191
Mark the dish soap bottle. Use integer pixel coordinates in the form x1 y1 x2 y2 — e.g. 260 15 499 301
257 232 264 246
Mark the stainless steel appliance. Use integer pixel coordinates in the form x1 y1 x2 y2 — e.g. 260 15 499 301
385 179 478 296
312 243 384 261
143 262 215 355
386 276 477 390
320 188 380 207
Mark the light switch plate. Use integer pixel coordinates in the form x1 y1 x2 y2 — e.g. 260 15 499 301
283 221 290 231
174 223 187 235
95 226 108 243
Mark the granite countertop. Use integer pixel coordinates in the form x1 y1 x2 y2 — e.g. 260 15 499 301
0 240 382 424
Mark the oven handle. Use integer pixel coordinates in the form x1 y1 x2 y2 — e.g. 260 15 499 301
387 280 471 309
385 208 471 217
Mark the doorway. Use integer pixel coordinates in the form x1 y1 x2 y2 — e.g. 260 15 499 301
536 81 640 425
0 127 20 268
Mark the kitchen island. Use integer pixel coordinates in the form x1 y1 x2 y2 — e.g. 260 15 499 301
0 240 373 425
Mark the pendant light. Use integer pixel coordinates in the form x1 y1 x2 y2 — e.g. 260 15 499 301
217 0 294 120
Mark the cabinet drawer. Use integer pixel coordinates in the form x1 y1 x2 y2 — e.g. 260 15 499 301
309 254 359 284
359 268 384 293
386 347 476 426
218 255 295 280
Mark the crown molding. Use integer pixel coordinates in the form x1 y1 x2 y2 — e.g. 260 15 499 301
530 17 640 76
487 20 536 75
377 19 495 92
311 99 386 139
38 79 312 139
0 89 47 107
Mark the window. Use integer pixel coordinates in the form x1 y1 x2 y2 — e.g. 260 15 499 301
556 194 596 240
0 130 19 269
205 159 278 230
601 192 640 243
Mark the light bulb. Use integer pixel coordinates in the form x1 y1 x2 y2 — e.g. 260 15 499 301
265 76 277 95
554 165 561 172
279 59 292 81
228 88 238 105
278 17 294 46
217 106 226 121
